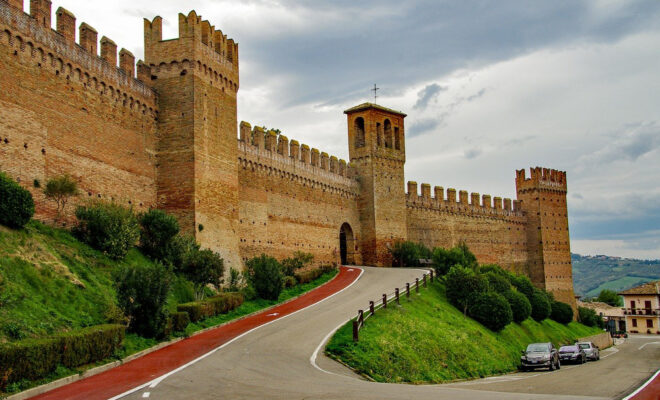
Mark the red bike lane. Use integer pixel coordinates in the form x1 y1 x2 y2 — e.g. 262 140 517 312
29 266 361 400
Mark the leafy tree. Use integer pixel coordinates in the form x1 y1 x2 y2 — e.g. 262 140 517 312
484 271 511 295
432 242 478 275
578 306 604 328
469 292 513 332
246 254 283 300
180 248 224 299
0 171 35 229
281 251 314 276
43 175 79 220
504 290 532 323
596 289 623 307
168 235 200 270
479 264 511 280
114 262 171 338
550 301 574 324
511 274 535 299
390 241 431 268
73 201 139 260
445 265 489 315
530 289 552 321
139 209 180 261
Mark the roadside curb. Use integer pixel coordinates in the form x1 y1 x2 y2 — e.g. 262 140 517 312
5 269 342 400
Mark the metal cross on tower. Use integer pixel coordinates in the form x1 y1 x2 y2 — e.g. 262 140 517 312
372 84 379 104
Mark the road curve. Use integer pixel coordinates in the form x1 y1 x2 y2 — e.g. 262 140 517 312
116 266 660 400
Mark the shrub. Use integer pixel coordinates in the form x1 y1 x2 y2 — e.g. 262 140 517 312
283 275 297 288
479 264 510 280
227 267 244 292
176 293 243 322
169 312 191 332
511 274 535 299
0 171 35 229
550 301 574 324
246 255 283 300
504 290 532 323
43 174 79 220
114 262 171 338
168 235 199 270
484 272 511 295
294 268 324 284
177 301 214 323
469 292 513 332
0 324 124 385
281 251 314 276
180 248 225 295
390 241 432 268
530 289 552 321
74 201 140 260
139 209 180 262
445 266 489 315
432 243 478 275
578 306 604 328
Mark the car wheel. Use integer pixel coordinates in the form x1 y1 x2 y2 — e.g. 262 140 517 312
582 356 586 364
549 360 555 371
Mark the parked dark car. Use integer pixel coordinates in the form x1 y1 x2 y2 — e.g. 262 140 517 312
520 342 560 371
575 341 600 361
558 345 586 364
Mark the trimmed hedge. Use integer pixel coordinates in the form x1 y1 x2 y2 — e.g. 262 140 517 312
469 292 513 332
295 268 324 284
176 292 244 323
550 301 574 324
530 289 552 321
504 290 532 323
0 324 125 385
0 171 35 229
169 312 191 332
177 301 214 323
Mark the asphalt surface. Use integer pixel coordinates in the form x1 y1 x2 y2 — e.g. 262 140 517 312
117 266 659 400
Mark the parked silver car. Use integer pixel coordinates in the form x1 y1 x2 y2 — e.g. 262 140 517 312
575 341 600 361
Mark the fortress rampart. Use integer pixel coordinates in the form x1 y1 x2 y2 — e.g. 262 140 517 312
0 0 575 306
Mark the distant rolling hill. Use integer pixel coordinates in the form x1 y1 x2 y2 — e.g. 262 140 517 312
572 253 660 298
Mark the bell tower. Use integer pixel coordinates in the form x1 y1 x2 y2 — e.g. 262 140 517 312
344 103 407 266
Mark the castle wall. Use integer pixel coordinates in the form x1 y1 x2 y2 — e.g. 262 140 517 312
405 184 530 273
237 131 362 266
0 2 158 222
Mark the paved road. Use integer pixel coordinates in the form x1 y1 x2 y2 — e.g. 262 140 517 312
121 267 660 400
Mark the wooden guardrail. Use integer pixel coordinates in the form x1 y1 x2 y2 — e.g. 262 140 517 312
352 270 434 342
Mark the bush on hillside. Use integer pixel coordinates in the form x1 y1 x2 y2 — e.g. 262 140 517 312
530 289 552 321
74 201 140 260
227 267 244 291
390 241 432 268
445 266 489 315
114 262 171 338
479 264 510 279
294 267 325 284
246 254 283 300
0 171 35 229
484 271 511 295
169 311 191 332
550 301 574 324
168 234 200 270
578 306 604 328
432 242 478 275
469 292 513 332
281 251 314 276
511 274 535 299
283 275 297 288
43 174 79 220
139 209 180 262
504 290 532 323
180 248 225 294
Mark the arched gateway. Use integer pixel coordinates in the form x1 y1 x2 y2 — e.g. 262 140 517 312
339 223 355 265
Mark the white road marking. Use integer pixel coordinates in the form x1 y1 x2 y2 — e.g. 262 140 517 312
621 368 660 400
266 312 279 317
108 267 364 400
141 393 149 398
638 341 660 350
601 347 619 358
348 269 354 271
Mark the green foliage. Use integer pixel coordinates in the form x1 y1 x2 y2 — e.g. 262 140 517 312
138 209 180 262
390 241 431 268
530 289 552 321
504 290 532 323
483 271 511 295
281 251 314 276
511 274 535 299
227 267 243 292
550 301 574 324
176 301 213 323
578 306 604 328
114 262 171 338
245 255 283 300
596 289 623 307
43 175 79 219
283 275 297 288
572 253 660 298
0 324 124 386
0 171 35 229
431 243 478 275
177 292 245 323
168 235 199 270
180 248 224 290
444 266 489 315
169 312 190 332
469 292 512 332
479 264 511 279
294 267 325 284
74 201 140 260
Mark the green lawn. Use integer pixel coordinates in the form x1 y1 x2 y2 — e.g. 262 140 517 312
326 282 602 384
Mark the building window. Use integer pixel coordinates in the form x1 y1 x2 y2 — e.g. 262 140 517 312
632 318 637 327
384 119 392 148
394 127 400 150
354 117 365 148
647 319 653 328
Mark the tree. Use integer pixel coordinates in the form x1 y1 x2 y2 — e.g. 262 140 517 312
73 201 140 260
181 248 225 299
578 307 604 328
484 271 511 295
511 274 535 300
504 290 532 323
390 241 431 268
0 171 34 229
246 255 283 300
550 301 574 324
139 209 180 262
432 243 477 276
114 262 171 338
43 175 79 220
596 289 623 307
470 292 513 332
445 266 489 315
530 289 552 321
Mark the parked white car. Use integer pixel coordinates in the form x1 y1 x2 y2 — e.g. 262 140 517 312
575 341 600 361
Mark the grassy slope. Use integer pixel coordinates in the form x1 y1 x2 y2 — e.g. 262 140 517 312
326 282 601 384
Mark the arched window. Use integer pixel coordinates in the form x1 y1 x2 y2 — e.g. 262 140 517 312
376 122 382 147
394 127 401 150
354 117 365 148
384 119 392 148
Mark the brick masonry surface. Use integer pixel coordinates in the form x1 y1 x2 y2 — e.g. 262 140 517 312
0 0 575 306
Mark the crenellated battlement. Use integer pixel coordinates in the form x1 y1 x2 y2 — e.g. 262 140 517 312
0 0 157 106
516 167 567 193
239 121 356 181
405 180 524 219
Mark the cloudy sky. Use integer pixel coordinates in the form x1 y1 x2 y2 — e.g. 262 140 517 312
49 0 660 259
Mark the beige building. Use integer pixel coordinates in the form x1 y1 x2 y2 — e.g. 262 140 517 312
620 281 660 334
577 300 625 332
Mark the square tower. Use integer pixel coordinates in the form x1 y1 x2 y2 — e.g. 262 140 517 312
344 103 407 266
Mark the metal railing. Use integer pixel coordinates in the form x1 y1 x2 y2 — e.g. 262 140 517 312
352 270 434 342
622 308 660 316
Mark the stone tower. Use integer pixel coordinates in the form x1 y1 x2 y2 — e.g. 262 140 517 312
344 103 407 266
144 12 241 269
516 167 575 306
